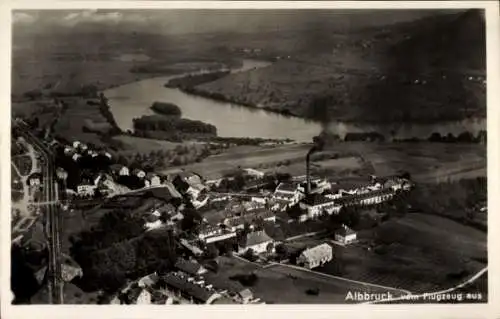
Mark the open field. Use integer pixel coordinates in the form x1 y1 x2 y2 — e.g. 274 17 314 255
315 156 363 170
163 141 485 183
324 142 486 183
111 135 185 155
161 144 311 179
52 98 112 145
316 213 486 293
214 256 403 304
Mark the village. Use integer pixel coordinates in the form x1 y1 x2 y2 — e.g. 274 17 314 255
20 133 415 305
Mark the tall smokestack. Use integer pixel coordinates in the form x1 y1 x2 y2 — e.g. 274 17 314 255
306 135 325 195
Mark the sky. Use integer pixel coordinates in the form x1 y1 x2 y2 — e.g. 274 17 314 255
12 9 459 36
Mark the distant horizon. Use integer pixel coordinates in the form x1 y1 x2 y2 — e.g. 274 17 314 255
13 9 470 37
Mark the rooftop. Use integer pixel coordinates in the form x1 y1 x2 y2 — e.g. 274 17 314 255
301 194 336 206
240 230 273 248
175 258 207 276
300 243 333 261
337 225 356 236
163 272 220 303
275 182 299 193
335 188 394 205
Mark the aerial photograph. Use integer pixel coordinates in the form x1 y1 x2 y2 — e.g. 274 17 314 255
10 8 487 305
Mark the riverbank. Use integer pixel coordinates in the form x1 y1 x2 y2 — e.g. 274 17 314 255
176 86 305 120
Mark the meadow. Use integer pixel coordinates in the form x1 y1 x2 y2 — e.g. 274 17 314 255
317 213 486 294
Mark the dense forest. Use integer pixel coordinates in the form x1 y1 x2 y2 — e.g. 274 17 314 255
133 115 217 141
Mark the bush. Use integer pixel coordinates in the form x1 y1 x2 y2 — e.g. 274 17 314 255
229 273 259 287
305 288 320 296
150 102 182 117
242 248 258 262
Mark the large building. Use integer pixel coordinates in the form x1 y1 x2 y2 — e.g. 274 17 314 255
299 194 341 220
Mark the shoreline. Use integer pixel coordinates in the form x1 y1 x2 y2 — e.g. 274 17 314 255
173 86 487 127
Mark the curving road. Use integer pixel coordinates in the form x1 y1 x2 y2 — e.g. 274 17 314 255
363 266 488 304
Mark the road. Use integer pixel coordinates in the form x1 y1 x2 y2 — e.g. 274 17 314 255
363 266 488 304
14 119 64 304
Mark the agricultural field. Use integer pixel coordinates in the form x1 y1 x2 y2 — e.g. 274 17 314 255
214 256 405 304
111 135 185 155
318 213 486 294
164 141 485 183
161 144 311 180
327 142 486 183
52 98 112 145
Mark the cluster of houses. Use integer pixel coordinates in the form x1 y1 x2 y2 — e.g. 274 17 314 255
61 139 178 198
171 170 411 266
112 258 264 305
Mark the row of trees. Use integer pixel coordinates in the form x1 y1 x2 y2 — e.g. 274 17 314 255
165 71 230 89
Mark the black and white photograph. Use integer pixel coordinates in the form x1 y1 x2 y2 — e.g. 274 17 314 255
4 1 499 314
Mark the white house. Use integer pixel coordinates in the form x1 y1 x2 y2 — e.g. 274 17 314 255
72 153 81 162
297 243 333 269
146 173 161 187
72 141 81 149
144 220 163 231
335 225 357 244
243 168 265 179
80 143 88 151
238 230 274 255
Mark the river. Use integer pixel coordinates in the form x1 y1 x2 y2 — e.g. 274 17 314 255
106 59 486 142
105 59 322 142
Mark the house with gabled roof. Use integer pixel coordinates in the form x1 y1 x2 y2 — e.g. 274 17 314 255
238 230 274 255
163 272 222 304
297 243 333 269
335 225 357 244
